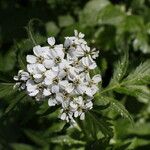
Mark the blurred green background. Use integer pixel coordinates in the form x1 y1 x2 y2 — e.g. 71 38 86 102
0 0 150 150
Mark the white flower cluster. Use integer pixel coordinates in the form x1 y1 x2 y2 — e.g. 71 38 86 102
14 30 101 122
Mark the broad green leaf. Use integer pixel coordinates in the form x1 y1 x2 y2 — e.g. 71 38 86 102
117 15 144 33
128 123 150 136
127 138 150 150
45 22 60 36
47 121 66 133
50 135 85 145
97 4 125 26
79 0 110 26
58 15 75 27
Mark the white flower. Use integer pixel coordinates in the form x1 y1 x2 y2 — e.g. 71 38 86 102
66 74 86 94
27 64 46 83
14 30 101 123
26 79 39 97
14 70 29 81
85 74 101 97
44 67 69 93
47 37 55 46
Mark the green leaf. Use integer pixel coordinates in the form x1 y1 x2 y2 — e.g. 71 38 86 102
24 130 48 146
108 97 133 123
78 111 113 141
45 22 60 36
50 135 85 145
122 60 150 85
95 96 133 123
0 49 16 72
58 15 75 27
4 92 26 114
97 4 125 26
11 143 35 150
133 31 150 53
0 83 16 98
109 51 129 85
48 121 66 133
114 85 150 103
79 0 110 26
127 138 150 150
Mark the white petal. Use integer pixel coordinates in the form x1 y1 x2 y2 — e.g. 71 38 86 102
48 98 57 106
60 112 67 120
44 77 52 85
79 32 84 38
70 101 78 109
43 59 54 69
64 38 72 48
47 37 55 46
74 30 78 36
37 64 46 73
56 93 63 103
26 55 37 64
59 80 69 89
33 45 42 57
89 62 97 69
85 88 93 97
51 85 59 93
76 96 83 105
28 89 39 97
13 76 19 81
76 85 85 94
85 101 93 109
80 113 85 120
43 89 51 96
57 49 65 59
66 83 74 93
92 74 102 83
75 111 79 118
33 74 42 79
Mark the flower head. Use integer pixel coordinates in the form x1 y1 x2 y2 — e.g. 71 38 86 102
14 30 101 123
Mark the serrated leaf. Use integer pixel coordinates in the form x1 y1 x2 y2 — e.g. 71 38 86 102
78 111 113 141
109 51 129 85
108 97 133 123
0 83 16 98
115 85 150 103
4 92 26 114
122 60 150 85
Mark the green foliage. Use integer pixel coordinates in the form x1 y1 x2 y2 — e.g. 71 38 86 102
0 0 150 149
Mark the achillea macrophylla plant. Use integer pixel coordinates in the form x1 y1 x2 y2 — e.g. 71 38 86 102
14 30 101 123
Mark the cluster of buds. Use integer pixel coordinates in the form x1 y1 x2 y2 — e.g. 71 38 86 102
14 30 101 123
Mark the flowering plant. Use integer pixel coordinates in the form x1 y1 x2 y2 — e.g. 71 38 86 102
14 30 101 123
